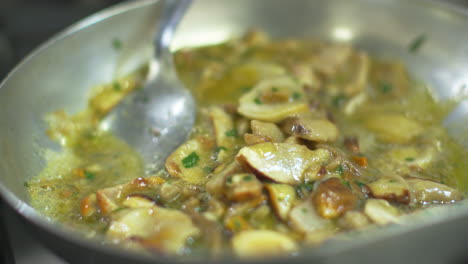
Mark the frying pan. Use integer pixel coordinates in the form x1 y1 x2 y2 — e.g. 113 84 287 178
1 0 468 263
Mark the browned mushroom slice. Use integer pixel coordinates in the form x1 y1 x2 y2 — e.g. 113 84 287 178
225 173 263 202
80 193 98 218
238 76 309 122
243 133 270 146
265 183 297 221
406 177 463 205
312 44 352 77
209 106 237 163
367 176 410 204
236 142 331 184
122 194 157 208
165 136 214 184
281 115 338 143
231 230 298 258
364 199 401 225
364 114 423 144
312 177 358 219
289 201 332 233
206 161 244 197
107 206 199 255
251 120 285 142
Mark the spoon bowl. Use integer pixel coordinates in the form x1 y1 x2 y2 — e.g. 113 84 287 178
104 0 195 169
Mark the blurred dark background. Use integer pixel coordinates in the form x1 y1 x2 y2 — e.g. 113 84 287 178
0 0 126 80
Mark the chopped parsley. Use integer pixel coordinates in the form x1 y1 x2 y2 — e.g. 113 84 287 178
84 171 95 180
203 167 213 174
380 82 393 94
271 87 279 92
23 181 30 188
292 92 302 100
332 94 347 107
216 146 228 152
254 97 262 105
243 175 254 181
225 129 238 137
337 165 344 176
408 34 427 53
405 157 415 162
112 82 121 91
182 152 200 168
355 181 366 188
241 86 252 93
112 38 122 50
296 183 314 192
301 208 308 214
341 179 351 189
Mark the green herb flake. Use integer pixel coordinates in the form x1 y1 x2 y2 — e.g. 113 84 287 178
227 177 233 184
271 87 279 92
332 94 347 107
182 152 200 168
234 220 241 231
405 157 415 162
225 129 238 137
113 82 121 91
23 181 30 188
337 165 344 176
254 97 262 105
408 34 427 53
380 82 393 94
301 208 308 214
112 38 122 50
243 175 254 181
216 146 228 152
292 92 302 100
341 179 351 189
84 171 95 180
355 181 366 188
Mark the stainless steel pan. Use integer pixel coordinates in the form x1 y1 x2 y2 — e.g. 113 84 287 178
1 0 468 263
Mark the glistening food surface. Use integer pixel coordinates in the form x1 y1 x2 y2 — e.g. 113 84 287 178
26 31 467 259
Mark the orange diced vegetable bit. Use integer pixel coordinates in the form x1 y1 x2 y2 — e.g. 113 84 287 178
352 156 368 168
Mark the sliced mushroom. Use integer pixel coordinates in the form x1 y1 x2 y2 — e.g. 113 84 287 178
165 136 214 184
281 114 338 142
368 176 410 204
406 177 463 205
364 199 400 225
244 133 270 146
231 230 298 258
312 177 358 219
225 173 263 202
206 161 244 197
236 142 332 184
341 52 370 96
107 206 199 254
209 106 237 163
312 44 352 77
251 120 285 142
289 201 331 233
122 194 156 208
338 210 370 230
364 114 423 144
265 184 297 221
238 76 309 122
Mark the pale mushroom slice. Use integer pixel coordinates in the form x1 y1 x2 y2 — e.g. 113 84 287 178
251 120 285 142
341 52 370 96
364 113 423 144
206 161 244 197
289 200 332 233
406 177 463 205
312 44 352 77
231 230 298 258
265 184 297 221
209 106 237 163
236 142 332 184
225 173 263 202
367 176 410 204
238 76 309 123
364 199 401 225
165 136 214 184
107 206 199 255
281 114 338 143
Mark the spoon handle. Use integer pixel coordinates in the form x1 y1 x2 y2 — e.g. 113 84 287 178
154 0 192 60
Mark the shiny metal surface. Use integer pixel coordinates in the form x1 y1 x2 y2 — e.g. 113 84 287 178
0 0 468 263
105 0 195 168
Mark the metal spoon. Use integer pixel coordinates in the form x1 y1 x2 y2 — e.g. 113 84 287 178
104 0 194 171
